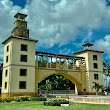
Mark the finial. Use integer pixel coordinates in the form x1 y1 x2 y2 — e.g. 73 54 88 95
82 43 93 50
14 12 27 20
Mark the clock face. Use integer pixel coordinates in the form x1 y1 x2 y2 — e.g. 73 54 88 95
60 64 63 69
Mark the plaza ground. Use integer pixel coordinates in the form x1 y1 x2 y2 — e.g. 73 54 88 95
0 101 110 110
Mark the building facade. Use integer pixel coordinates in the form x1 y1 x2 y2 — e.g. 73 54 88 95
1 13 104 98
74 43 104 94
2 13 37 97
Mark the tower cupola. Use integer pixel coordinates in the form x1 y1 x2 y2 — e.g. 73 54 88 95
82 43 93 50
11 12 29 38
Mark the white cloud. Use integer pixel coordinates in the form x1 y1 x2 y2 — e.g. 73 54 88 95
94 35 110 54
26 0 110 47
81 29 93 43
0 0 22 61
0 0 22 40
1 0 110 60
59 47 72 55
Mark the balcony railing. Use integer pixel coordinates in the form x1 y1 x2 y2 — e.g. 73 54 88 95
36 61 83 71
35 51 86 70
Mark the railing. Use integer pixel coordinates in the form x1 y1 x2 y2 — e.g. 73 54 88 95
38 61 47 67
40 90 75 94
48 63 56 68
37 61 83 71
36 51 86 69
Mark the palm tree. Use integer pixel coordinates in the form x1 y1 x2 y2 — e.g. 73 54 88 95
103 60 110 76
92 82 103 95
103 60 110 87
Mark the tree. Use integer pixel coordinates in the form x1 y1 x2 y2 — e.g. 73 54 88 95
38 74 75 91
103 60 110 87
92 82 103 95
103 60 110 76
39 81 54 97
0 63 3 86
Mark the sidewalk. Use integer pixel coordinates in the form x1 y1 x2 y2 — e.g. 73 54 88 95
69 95 110 104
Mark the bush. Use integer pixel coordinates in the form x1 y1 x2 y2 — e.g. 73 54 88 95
2 98 13 103
0 96 46 103
31 97 46 101
20 96 31 101
0 98 2 103
14 97 22 102
14 96 31 102
44 98 69 106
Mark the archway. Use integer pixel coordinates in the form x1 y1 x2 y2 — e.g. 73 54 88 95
38 74 75 94
35 70 82 95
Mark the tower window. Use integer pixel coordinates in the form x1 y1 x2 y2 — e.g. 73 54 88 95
93 55 97 60
6 45 9 52
5 69 8 77
6 56 9 63
94 63 98 69
94 74 99 80
20 55 27 62
20 69 27 76
4 82 7 89
19 81 26 89
21 44 28 51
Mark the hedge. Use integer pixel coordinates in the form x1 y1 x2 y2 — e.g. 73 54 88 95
0 96 46 103
44 98 69 106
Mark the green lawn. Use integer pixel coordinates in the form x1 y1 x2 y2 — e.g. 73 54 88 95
0 101 110 110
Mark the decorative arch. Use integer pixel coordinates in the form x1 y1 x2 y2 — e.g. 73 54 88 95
40 72 81 85
35 70 82 94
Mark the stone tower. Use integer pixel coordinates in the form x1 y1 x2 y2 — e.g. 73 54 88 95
74 43 104 94
2 13 38 98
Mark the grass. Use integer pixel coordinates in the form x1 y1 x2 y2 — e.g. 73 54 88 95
0 101 110 110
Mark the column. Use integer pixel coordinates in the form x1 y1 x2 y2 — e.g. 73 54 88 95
36 55 38 67
50 57 52 68
56 57 57 68
75 84 78 95
46 56 48 68
68 59 69 69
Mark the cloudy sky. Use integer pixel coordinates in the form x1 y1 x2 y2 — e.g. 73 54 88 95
0 0 110 62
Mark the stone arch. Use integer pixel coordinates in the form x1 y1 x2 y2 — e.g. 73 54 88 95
36 71 82 94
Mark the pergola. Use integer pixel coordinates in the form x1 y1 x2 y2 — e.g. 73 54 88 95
35 51 85 67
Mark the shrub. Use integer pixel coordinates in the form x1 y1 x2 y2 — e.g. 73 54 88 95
2 98 13 103
20 96 31 101
0 96 46 103
0 98 2 103
44 98 69 106
14 96 31 102
31 97 46 101
14 97 22 102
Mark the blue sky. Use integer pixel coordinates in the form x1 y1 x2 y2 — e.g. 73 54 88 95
11 0 27 8
1 0 110 62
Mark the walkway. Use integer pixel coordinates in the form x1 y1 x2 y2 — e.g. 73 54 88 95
69 95 110 104
48 94 110 104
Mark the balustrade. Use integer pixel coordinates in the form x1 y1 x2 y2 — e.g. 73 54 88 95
35 51 86 70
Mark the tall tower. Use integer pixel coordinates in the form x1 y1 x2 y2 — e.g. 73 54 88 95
74 43 104 94
11 13 29 38
2 13 38 98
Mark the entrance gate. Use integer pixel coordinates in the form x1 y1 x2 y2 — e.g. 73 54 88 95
1 13 104 98
35 51 86 94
